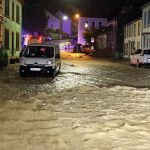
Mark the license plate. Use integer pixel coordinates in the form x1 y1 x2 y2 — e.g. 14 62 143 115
30 68 41 71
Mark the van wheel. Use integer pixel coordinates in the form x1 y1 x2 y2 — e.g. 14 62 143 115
49 69 56 77
19 69 26 77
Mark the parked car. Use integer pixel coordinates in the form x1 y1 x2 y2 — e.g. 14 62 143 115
19 43 61 77
82 44 94 55
130 49 150 67
73 43 83 53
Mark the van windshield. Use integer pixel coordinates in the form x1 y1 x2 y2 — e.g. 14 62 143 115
23 46 54 58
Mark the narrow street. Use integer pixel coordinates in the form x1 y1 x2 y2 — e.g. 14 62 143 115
0 56 150 150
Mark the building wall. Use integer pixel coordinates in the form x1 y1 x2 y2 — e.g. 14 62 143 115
124 19 142 57
78 17 107 44
142 3 150 49
3 0 22 57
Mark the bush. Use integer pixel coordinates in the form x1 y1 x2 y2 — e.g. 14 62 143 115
0 49 8 68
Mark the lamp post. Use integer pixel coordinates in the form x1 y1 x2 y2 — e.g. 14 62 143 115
60 15 68 39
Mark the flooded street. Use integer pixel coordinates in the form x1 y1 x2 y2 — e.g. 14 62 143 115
1 57 150 150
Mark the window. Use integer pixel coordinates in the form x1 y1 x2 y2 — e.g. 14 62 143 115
92 21 95 28
134 24 136 37
137 41 140 49
4 29 9 49
144 11 147 28
0 0 2 4
138 22 141 35
99 22 102 28
51 24 53 28
16 5 20 23
12 2 14 20
16 32 19 50
148 10 150 26
84 21 88 28
5 0 9 17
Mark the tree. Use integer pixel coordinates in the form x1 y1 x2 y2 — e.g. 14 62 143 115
83 26 112 44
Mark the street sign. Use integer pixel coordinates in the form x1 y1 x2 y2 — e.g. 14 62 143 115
91 37 94 43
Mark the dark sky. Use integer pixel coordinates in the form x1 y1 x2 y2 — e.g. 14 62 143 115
27 0 149 18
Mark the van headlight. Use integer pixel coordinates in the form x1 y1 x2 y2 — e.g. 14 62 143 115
20 59 26 66
47 60 53 65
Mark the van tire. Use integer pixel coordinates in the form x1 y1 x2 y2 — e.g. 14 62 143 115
19 69 26 77
49 69 56 77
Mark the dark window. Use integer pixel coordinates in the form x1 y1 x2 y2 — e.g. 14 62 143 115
12 2 14 20
5 0 9 17
16 32 19 50
51 24 53 28
0 0 2 4
99 22 102 28
16 5 20 23
4 29 9 49
92 21 95 28
148 10 150 26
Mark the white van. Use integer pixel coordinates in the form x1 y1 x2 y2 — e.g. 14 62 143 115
19 43 61 77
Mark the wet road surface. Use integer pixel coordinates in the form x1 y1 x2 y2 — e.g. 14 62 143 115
0 58 150 150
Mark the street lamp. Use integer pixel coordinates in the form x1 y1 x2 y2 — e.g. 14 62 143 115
60 15 68 39
75 14 80 19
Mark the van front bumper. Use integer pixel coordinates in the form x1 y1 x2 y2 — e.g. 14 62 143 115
19 65 54 74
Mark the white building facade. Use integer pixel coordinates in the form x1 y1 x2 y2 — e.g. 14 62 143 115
124 18 142 57
78 17 107 45
141 2 150 49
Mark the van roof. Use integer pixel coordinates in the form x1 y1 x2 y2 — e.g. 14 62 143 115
27 43 59 46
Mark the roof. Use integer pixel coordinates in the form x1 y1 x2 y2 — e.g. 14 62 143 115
141 1 150 9
28 42 58 46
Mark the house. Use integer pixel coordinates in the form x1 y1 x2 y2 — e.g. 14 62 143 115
124 18 142 57
45 10 72 37
141 1 150 49
45 10 60 30
77 17 107 45
55 11 71 35
3 0 23 57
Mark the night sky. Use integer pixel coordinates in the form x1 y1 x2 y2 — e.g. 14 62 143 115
23 0 149 33
24 0 149 18
24 0 129 17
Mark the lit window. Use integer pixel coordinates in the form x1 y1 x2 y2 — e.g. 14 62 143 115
84 21 88 28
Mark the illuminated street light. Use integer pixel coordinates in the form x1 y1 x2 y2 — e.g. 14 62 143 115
75 14 80 19
63 15 68 20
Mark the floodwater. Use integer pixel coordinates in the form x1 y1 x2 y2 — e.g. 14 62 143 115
0 58 150 150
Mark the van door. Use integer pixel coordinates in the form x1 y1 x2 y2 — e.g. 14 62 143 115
55 45 61 72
